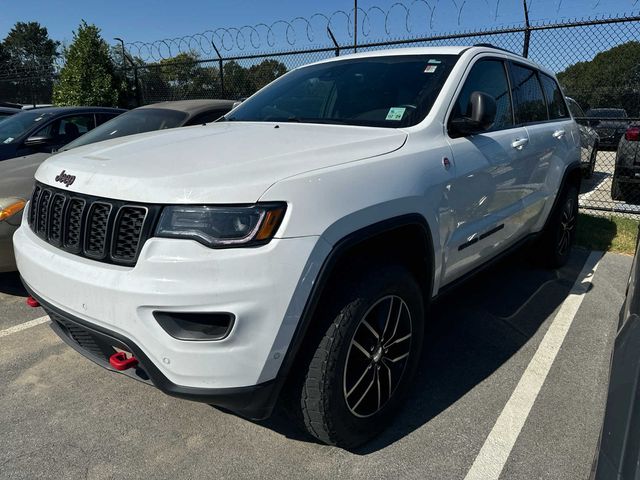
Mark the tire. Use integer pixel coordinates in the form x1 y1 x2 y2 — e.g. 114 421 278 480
296 263 424 448
537 183 579 268
611 173 629 202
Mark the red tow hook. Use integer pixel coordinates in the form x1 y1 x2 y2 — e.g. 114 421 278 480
26 296 40 308
109 351 139 371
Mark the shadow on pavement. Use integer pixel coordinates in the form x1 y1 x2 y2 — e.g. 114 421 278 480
254 245 593 452
579 171 609 196
0 271 28 297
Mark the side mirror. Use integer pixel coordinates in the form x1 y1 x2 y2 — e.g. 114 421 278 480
450 91 497 137
24 134 54 147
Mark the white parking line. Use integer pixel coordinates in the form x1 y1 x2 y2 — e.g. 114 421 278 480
464 251 603 480
0 315 50 338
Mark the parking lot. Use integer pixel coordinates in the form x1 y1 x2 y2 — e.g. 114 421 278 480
0 246 630 480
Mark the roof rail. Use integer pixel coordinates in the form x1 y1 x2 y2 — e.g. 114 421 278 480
473 43 520 56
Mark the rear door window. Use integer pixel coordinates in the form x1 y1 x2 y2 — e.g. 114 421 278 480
509 63 548 124
540 74 569 120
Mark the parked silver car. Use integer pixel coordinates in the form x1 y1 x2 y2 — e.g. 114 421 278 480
0 99 235 272
566 97 599 178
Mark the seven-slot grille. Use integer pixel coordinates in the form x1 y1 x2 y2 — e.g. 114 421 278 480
28 183 158 266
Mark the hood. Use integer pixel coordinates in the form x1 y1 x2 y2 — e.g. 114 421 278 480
0 152 51 199
35 122 407 203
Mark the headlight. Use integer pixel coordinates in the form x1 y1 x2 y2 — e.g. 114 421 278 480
0 198 26 222
155 203 286 247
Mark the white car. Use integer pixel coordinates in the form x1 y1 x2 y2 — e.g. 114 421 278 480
14 45 581 448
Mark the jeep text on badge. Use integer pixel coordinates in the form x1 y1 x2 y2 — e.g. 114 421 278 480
54 170 76 188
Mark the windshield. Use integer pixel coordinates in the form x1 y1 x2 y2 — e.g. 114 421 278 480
225 55 459 128
0 111 55 144
586 108 627 118
62 108 188 151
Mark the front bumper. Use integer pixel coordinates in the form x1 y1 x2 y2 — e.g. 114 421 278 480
614 165 640 183
33 290 278 419
14 219 321 395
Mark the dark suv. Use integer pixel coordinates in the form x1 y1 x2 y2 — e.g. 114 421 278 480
585 108 629 151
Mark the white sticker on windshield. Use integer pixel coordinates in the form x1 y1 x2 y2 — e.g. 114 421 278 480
3 137 13 144
386 107 406 121
34 116 44 122
424 65 438 73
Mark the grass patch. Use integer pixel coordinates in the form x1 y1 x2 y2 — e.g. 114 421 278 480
575 213 639 255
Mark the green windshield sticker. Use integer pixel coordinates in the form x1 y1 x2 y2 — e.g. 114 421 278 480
386 107 406 121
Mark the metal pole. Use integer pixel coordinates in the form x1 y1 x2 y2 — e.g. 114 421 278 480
114 37 127 71
114 37 137 106
327 27 340 57
522 0 531 58
354 0 358 53
212 42 224 98
133 66 141 107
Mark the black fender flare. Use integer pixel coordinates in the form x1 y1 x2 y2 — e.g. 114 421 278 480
263 213 436 415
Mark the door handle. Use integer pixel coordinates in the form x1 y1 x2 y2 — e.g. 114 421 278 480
553 129 566 139
511 138 529 150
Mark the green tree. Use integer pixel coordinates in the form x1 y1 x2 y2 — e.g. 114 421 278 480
157 52 220 100
223 60 252 99
248 59 288 91
222 59 287 99
1 21 59 104
557 41 640 116
53 21 120 106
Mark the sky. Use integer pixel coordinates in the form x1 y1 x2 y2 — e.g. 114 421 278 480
0 0 638 56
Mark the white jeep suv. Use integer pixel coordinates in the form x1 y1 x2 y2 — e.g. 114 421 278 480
14 46 581 448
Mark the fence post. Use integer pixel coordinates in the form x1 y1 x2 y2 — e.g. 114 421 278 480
114 37 141 107
133 65 141 107
354 0 358 53
114 37 127 72
522 0 531 58
327 27 340 57
212 42 225 98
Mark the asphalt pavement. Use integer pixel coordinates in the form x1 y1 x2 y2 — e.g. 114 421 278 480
0 246 632 480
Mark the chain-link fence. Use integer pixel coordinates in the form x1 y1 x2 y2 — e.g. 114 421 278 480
0 65 57 106
128 15 640 217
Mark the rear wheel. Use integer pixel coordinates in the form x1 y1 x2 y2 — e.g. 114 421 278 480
537 183 578 268
296 263 424 448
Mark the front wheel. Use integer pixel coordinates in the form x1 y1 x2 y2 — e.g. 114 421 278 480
537 184 579 268
296 263 424 448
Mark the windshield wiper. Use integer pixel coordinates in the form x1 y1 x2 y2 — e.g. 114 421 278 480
287 117 351 125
